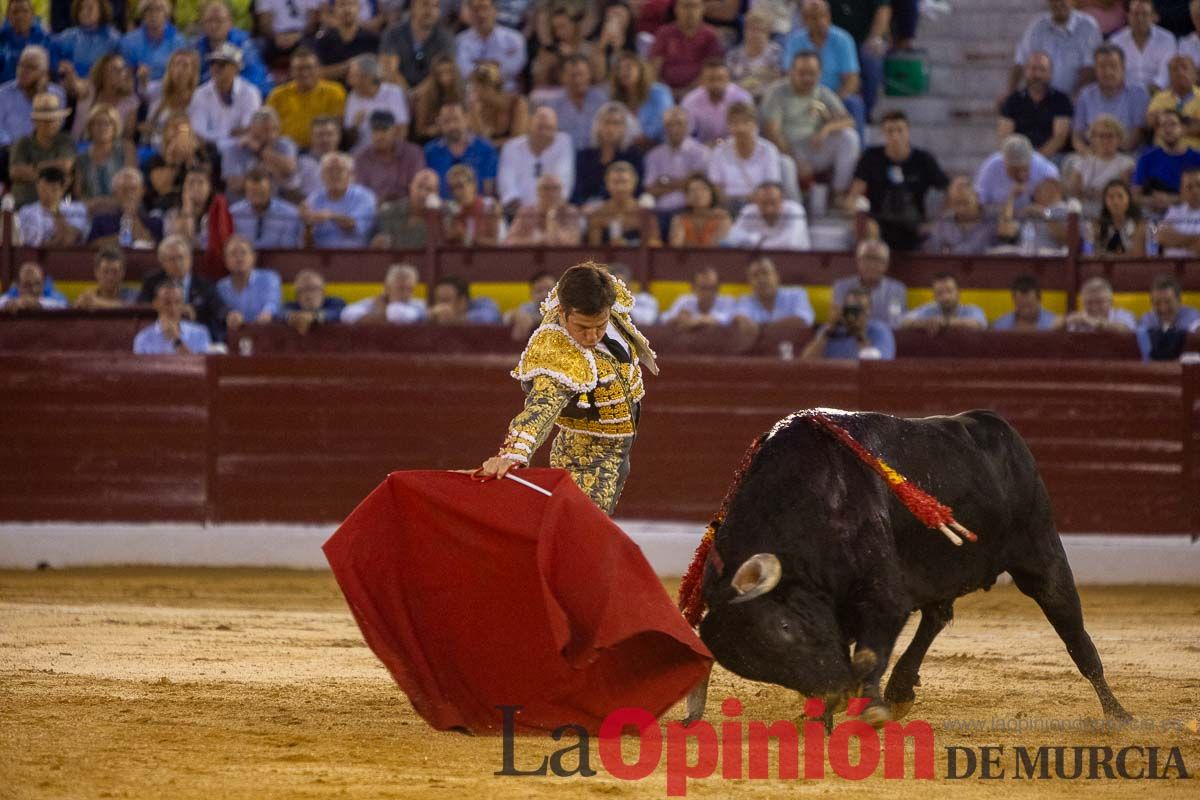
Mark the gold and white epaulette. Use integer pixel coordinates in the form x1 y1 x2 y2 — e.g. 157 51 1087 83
511 324 598 393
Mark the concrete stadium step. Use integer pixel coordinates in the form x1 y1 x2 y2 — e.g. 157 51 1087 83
876 95 1001 125
929 64 1012 97
871 0 1041 189
916 36 1016 67
918 8 1039 43
940 153 991 177
942 0 1045 11
914 119 998 154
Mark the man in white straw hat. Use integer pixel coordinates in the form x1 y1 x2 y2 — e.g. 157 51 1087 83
9 91 75 208
190 42 263 149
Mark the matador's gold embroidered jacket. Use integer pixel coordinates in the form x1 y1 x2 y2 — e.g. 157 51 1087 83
497 275 658 464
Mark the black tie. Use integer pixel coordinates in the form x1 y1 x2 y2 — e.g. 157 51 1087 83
602 333 630 364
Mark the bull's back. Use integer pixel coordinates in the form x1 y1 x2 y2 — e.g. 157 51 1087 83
844 410 1055 599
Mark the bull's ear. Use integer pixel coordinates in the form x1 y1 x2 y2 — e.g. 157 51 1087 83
729 553 782 604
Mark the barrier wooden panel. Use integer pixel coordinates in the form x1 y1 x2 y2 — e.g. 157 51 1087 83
12 245 1197 300
233 322 525 355
0 309 155 351
0 315 1164 359
1185 363 1200 535
0 354 210 521
209 355 521 523
12 246 422 283
1077 257 1200 293
0 354 1193 533
892 328 1142 360
861 361 1188 533
619 360 860 519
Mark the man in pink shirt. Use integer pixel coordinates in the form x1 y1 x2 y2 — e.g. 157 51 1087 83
680 59 754 144
649 0 724 94
353 110 426 203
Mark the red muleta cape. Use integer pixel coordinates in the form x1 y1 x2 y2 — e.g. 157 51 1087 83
323 469 713 734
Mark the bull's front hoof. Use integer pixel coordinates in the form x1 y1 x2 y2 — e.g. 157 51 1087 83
1104 702 1133 723
860 702 892 728
888 699 914 721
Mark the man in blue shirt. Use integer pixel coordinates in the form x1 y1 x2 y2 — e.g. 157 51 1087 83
133 282 213 355
992 274 1058 330
427 275 502 324
118 0 188 81
302 151 377 247
734 256 815 325
279 268 347 334
137 234 227 341
216 235 284 334
781 0 865 132
1136 274 1200 359
0 45 66 146
801 286 896 360
230 168 304 248
0 0 63 83
1133 109 1200 214
423 101 498 198
1139 273 1200 332
974 134 1060 213
194 0 272 96
1070 44 1149 153
901 273 989 332
661 266 737 329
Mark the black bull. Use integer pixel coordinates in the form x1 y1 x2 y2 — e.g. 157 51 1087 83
688 409 1130 726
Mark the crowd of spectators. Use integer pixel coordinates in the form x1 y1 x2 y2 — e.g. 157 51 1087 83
0 0 904 254
0 0 1198 360
984 0 1200 257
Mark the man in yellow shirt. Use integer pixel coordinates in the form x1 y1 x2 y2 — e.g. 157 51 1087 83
172 0 253 31
265 46 346 149
1147 54 1200 150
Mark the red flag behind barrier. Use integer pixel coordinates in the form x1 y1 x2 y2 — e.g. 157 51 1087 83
322 469 713 734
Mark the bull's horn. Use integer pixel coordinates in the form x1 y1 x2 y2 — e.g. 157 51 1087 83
729 553 782 604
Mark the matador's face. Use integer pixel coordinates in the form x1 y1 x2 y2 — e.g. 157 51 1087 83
559 308 611 349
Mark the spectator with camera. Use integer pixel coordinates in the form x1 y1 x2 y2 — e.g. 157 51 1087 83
831 238 907 328
800 286 895 360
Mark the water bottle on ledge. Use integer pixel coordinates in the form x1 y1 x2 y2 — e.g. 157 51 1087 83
118 215 133 247
1019 221 1037 255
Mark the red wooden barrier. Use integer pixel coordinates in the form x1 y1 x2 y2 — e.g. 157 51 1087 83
0 354 1194 535
0 353 210 521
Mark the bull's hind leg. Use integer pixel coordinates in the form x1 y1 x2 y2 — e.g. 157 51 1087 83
884 601 954 720
1008 547 1131 721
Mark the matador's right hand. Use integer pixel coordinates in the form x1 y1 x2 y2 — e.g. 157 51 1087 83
472 456 521 480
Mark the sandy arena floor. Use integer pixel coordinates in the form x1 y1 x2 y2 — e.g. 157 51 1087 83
1 568 1198 799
